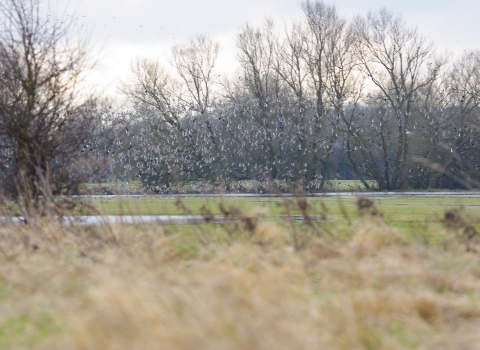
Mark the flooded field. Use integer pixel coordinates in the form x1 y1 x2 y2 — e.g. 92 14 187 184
78 191 480 199
3 192 479 226
66 191 480 229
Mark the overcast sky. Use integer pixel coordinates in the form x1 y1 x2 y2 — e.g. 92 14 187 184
58 0 480 98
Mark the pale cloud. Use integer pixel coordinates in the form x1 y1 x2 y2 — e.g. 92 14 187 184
56 0 480 98
332 0 480 54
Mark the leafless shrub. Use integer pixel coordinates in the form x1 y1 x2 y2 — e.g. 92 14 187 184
0 0 96 219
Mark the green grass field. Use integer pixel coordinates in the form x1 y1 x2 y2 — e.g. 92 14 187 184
80 194 480 241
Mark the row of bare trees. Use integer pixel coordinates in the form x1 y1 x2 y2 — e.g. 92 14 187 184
0 0 479 218
115 1 479 192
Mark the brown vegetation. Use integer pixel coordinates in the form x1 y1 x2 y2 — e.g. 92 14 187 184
1 203 480 349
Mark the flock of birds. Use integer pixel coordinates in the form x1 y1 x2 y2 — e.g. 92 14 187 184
55 7 480 192
80 87 480 193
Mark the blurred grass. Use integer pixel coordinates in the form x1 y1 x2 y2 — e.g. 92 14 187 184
1 200 480 349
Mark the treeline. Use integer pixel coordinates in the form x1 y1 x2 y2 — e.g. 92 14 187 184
104 1 480 192
1 0 480 219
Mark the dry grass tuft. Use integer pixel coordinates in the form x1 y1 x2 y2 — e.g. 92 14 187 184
252 221 288 248
1 204 480 349
349 217 406 257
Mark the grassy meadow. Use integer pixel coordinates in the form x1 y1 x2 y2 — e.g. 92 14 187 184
1 193 480 349
82 193 480 238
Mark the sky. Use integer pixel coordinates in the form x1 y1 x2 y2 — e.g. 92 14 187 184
56 0 480 99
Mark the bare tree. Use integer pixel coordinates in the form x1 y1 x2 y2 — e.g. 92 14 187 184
234 19 283 180
171 35 220 114
119 58 179 127
415 51 480 189
120 36 224 188
0 0 95 218
351 8 444 189
302 1 361 188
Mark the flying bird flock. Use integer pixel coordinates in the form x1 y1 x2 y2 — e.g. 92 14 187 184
75 5 480 193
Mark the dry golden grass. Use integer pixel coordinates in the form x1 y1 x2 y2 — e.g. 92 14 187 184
1 210 480 349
